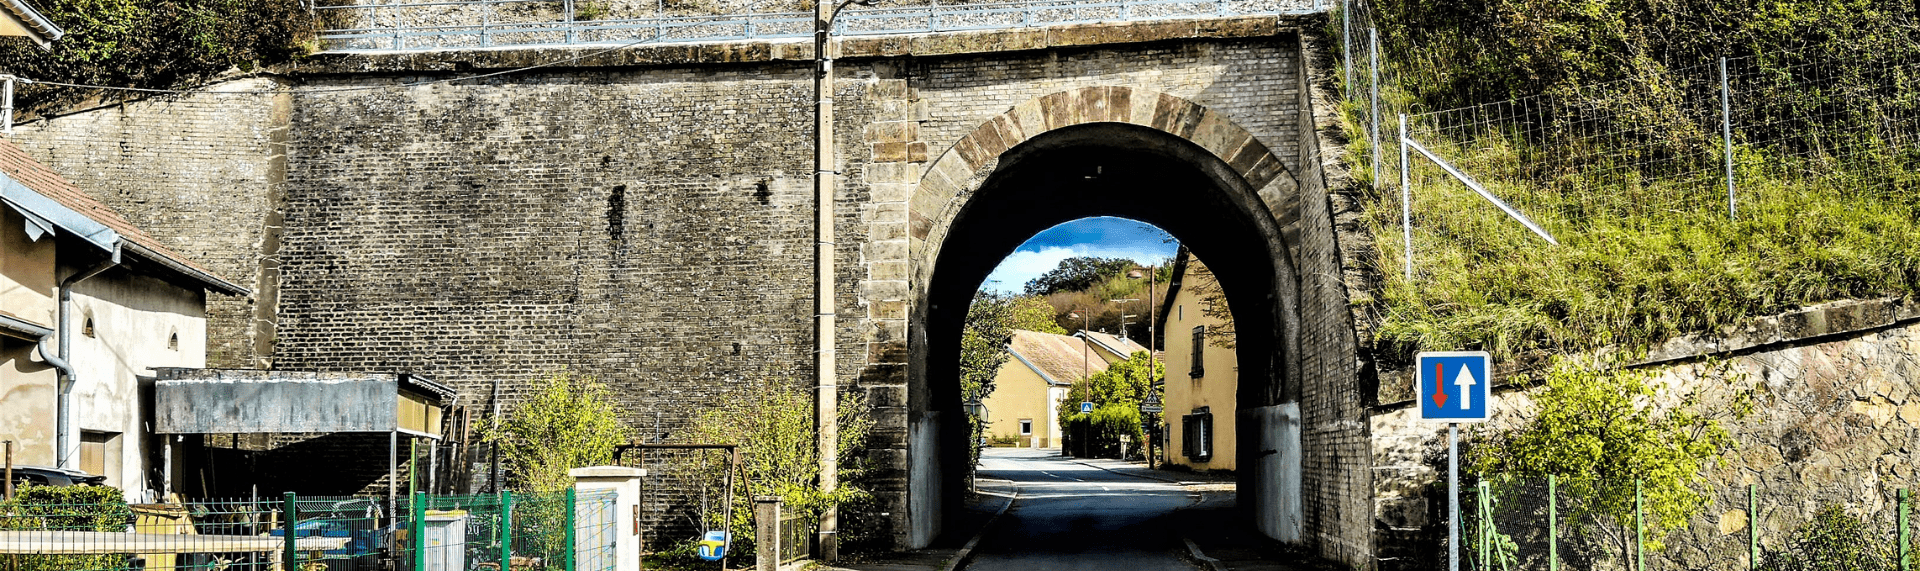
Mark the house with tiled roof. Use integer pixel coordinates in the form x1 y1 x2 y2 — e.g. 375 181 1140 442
0 137 246 500
980 329 1149 448
1155 247 1238 471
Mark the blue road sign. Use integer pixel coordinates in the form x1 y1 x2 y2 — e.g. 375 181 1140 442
1416 351 1491 423
1080 402 1094 414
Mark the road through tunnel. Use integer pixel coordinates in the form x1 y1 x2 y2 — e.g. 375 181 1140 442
906 115 1316 554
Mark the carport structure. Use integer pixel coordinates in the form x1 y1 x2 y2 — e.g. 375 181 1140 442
150 368 455 515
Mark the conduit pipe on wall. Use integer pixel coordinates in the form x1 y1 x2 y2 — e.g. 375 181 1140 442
41 258 117 469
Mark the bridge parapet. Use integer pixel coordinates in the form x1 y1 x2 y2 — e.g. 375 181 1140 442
294 13 1308 73
313 0 1319 52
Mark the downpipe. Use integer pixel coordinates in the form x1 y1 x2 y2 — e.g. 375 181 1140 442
39 259 117 469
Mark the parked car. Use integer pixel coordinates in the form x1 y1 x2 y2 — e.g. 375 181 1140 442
6 464 106 488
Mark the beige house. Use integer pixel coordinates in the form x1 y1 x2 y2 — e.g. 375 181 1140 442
1156 248 1237 471
0 138 246 500
981 329 1147 448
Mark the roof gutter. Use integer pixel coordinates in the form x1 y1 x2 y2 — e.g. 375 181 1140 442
119 240 250 296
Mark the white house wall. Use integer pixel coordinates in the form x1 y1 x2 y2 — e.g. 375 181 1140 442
67 267 206 501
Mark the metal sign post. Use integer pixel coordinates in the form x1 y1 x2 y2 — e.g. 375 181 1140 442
1416 351 1492 571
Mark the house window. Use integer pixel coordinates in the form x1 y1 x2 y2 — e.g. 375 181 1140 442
82 314 96 338
1019 419 1033 435
168 331 179 350
1182 407 1213 461
1178 305 1183 321
1189 326 1205 377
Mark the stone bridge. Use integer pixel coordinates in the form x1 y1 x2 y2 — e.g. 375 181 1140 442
11 13 1383 566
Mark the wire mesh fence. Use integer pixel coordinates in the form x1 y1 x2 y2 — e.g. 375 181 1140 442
1453 479 1915 571
1335 1 1920 279
0 489 616 571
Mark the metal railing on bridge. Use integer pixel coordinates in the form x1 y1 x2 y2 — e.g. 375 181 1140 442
313 0 1322 52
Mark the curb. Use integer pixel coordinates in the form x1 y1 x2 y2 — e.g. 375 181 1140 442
1181 536 1229 571
942 480 1018 571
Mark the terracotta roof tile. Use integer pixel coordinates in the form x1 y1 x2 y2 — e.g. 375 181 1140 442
0 138 235 289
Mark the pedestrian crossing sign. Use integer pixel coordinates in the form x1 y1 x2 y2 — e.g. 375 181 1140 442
1415 351 1491 423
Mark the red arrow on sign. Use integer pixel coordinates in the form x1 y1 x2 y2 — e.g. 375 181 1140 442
1432 362 1449 409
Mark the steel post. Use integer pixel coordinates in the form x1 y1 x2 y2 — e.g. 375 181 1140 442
1369 28 1381 186
1448 423 1458 571
566 488 578 571
283 492 298 571
1749 485 1758 571
502 490 515 571
1549 474 1557 571
1399 114 1412 282
1900 488 1910 571
414 491 428 571
1721 57 1736 220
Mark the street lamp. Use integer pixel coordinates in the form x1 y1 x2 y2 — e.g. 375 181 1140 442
963 396 987 491
1066 309 1092 458
1123 265 1162 469
812 0 871 560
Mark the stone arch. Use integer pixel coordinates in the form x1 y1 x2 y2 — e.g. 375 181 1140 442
896 86 1315 549
908 86 1298 277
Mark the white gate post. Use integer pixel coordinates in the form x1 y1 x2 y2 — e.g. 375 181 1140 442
572 466 646 571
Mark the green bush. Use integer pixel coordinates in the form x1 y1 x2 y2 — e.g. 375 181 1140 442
680 383 874 560
0 484 134 571
1757 504 1909 571
0 0 316 114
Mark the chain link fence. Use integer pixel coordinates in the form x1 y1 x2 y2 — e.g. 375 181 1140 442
1456 479 1914 571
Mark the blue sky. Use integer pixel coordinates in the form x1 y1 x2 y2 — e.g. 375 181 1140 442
981 217 1179 294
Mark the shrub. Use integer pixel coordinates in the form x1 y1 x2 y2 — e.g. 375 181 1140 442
1757 504 1909 571
0 484 134 571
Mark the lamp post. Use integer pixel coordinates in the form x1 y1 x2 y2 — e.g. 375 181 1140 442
963 397 987 492
812 0 870 559
1067 309 1091 458
1124 265 1161 469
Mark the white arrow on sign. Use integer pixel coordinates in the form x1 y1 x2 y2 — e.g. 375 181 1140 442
1453 366 1477 410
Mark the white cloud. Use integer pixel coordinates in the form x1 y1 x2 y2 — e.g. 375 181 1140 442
981 244 1173 294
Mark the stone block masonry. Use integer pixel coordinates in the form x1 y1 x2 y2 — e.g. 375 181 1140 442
11 13 1387 565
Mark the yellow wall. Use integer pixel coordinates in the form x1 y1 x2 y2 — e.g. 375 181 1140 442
1 208 59 467
980 354 1066 448
1161 260 1238 471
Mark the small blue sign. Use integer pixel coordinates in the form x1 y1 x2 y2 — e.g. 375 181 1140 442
1080 401 1094 414
1415 351 1491 423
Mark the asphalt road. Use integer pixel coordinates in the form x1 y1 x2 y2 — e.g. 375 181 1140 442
964 447 1203 571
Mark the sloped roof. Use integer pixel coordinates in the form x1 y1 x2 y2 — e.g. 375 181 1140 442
0 138 246 295
1008 329 1102 386
1081 330 1149 359
0 0 63 48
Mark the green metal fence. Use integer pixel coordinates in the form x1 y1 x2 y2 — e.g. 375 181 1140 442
0 489 618 571
392 490 619 571
1459 479 1915 571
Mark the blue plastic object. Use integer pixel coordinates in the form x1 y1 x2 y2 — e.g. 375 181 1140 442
695 530 729 561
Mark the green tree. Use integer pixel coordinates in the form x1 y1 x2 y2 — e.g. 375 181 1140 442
1008 295 1067 334
1055 351 1163 456
1 0 317 113
1470 358 1747 552
960 293 1016 403
483 368 630 493
682 385 872 553
1022 256 1137 296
